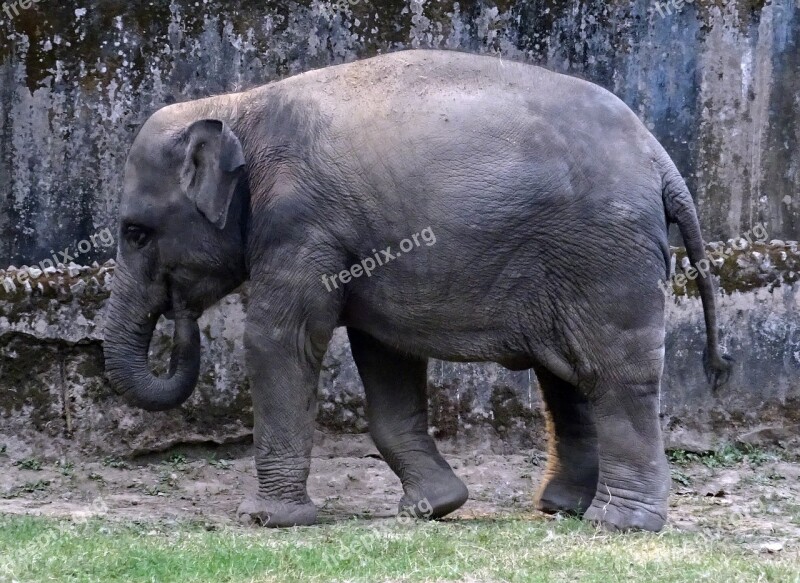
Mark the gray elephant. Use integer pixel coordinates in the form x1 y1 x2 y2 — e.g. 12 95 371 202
103 49 731 532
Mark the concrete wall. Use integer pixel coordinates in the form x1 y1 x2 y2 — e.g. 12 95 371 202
0 0 798 265
0 1 798 455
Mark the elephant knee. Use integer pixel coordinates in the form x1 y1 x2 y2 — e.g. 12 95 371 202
245 318 332 368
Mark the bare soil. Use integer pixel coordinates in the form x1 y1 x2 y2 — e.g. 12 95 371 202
1 434 798 556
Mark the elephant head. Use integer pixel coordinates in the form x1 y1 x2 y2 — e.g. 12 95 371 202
104 107 249 411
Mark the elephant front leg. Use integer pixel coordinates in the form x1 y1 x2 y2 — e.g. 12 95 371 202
237 293 336 527
348 328 468 519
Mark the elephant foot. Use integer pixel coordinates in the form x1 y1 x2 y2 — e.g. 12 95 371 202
582 496 666 532
398 470 469 520
536 476 595 516
237 496 317 527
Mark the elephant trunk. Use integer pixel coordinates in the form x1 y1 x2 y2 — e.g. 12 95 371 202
103 267 200 412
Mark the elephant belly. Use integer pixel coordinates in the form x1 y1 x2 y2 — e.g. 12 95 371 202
341 277 542 364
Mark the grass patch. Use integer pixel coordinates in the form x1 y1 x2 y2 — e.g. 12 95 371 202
0 514 796 582
56 460 75 477
13 457 43 471
667 444 782 469
167 453 188 468
102 457 130 470
2 480 51 499
207 455 232 470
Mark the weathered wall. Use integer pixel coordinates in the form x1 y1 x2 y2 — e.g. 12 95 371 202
0 0 798 265
0 1 798 456
1 243 798 457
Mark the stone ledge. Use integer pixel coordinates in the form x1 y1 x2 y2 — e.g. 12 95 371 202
1 244 798 457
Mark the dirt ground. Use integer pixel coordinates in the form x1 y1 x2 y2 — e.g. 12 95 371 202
1 434 798 556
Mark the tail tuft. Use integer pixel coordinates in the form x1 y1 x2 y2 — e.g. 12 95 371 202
702 347 734 393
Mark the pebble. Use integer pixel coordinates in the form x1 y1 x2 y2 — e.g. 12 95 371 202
70 280 87 295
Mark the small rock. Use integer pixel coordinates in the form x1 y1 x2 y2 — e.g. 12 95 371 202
28 267 42 279
70 280 87 295
738 424 800 444
726 238 745 252
760 541 784 553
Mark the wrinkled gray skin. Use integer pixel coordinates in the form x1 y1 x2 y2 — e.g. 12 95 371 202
104 50 732 532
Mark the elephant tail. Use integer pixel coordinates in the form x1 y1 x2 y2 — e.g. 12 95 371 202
660 157 733 391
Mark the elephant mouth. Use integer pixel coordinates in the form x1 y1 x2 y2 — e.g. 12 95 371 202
163 305 202 321
162 279 203 321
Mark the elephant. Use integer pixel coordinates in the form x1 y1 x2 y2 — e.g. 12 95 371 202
103 49 732 532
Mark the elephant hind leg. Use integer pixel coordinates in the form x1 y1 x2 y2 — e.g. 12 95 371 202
533 364 599 516
582 348 670 532
347 328 468 520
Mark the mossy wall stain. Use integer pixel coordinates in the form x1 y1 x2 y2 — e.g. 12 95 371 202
669 242 799 297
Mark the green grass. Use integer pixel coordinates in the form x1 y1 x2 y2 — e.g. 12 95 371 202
2 480 50 499
667 444 783 469
0 515 797 583
13 458 43 471
101 457 130 470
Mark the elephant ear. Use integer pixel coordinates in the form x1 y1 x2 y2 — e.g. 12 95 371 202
179 119 245 229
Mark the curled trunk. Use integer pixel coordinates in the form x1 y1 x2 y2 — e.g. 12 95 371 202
103 269 200 412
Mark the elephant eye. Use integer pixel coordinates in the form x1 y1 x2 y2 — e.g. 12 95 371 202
124 224 152 249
